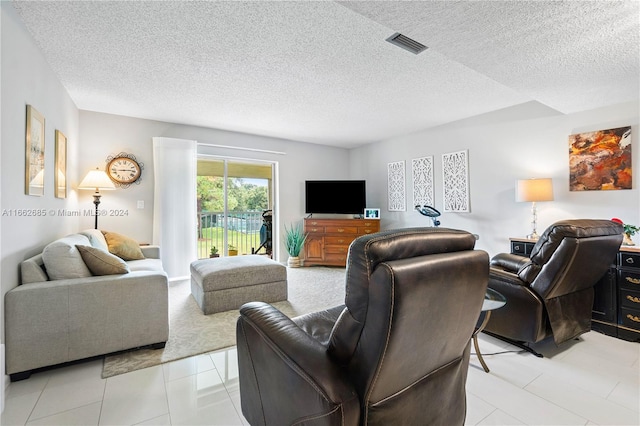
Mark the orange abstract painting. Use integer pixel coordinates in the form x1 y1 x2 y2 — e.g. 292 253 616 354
569 126 631 191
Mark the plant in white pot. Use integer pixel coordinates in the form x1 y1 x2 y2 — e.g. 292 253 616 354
284 223 307 267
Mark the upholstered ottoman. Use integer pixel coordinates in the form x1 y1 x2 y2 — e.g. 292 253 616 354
190 255 287 314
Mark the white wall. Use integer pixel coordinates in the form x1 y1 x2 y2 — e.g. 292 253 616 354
351 100 639 258
1 1 80 399
78 111 352 259
1 2 4 412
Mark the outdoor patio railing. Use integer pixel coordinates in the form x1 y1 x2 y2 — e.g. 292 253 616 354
197 210 267 258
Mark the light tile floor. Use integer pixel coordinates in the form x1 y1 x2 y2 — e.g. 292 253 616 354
2 331 638 425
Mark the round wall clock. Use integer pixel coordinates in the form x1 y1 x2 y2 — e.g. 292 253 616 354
106 152 143 188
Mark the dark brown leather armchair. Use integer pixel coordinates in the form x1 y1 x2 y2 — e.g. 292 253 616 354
236 227 489 426
483 219 623 355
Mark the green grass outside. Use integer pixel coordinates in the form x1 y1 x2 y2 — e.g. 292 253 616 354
197 226 262 258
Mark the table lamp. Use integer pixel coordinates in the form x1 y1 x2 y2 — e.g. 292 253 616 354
79 168 115 229
516 178 554 240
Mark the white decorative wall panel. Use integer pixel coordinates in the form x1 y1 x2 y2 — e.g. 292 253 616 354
442 150 470 212
388 160 406 211
412 156 434 208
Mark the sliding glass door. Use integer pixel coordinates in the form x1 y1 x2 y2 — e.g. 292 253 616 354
196 157 274 258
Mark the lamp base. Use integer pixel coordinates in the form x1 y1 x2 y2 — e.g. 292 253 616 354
92 193 102 230
526 232 540 240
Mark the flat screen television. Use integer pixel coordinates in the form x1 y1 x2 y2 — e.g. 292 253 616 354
305 180 366 215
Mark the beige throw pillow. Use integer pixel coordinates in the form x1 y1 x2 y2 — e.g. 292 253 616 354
101 231 145 260
42 234 93 280
76 245 130 275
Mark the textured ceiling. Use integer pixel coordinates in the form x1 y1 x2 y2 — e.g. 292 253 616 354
11 1 640 149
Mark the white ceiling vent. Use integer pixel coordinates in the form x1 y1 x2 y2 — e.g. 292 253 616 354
385 32 428 55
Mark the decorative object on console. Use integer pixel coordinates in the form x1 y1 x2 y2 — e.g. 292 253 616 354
611 217 638 246
412 156 434 207
284 223 307 268
442 150 470 212
387 160 406 211
54 130 67 199
364 208 380 219
569 126 631 191
516 178 553 240
25 105 45 196
106 152 143 188
415 204 441 227
78 168 116 229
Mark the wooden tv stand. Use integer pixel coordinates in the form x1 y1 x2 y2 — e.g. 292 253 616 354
303 218 380 267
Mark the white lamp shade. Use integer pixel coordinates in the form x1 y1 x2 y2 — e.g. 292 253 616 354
516 178 554 202
78 169 116 190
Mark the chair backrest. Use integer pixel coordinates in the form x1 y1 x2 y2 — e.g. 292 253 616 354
328 227 489 424
518 219 622 297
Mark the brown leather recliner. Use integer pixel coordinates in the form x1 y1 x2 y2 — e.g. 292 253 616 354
483 219 623 354
236 227 489 426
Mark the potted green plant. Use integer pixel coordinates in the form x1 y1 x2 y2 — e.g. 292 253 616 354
228 244 238 256
209 246 219 258
284 223 307 267
612 218 638 246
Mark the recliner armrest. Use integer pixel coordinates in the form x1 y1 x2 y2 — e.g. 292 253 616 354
490 253 530 274
237 302 359 425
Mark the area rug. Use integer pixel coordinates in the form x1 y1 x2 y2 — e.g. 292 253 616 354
102 266 346 378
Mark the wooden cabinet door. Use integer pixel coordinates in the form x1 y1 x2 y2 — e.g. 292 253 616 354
304 236 324 263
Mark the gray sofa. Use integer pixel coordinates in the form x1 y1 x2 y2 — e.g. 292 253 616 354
5 229 169 381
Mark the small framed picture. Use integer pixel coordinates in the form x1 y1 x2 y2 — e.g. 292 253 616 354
25 105 45 196
364 208 380 219
55 130 67 199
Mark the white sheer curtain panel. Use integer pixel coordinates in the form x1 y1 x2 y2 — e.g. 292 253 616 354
152 137 197 280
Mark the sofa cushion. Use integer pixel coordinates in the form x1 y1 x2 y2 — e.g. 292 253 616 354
102 231 145 261
79 229 109 252
76 245 130 276
127 258 165 272
42 234 93 280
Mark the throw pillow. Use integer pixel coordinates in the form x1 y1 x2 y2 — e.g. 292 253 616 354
101 231 145 260
79 229 109 252
42 234 93 280
76 245 130 276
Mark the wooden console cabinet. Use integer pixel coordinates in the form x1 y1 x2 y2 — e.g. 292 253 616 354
303 218 380 267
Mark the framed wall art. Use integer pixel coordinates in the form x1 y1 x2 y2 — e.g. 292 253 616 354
412 156 434 208
55 130 67 198
442 150 470 212
388 160 406 211
569 126 631 191
25 105 45 196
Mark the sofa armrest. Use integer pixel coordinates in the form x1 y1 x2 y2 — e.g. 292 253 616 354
140 245 160 259
237 302 360 426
